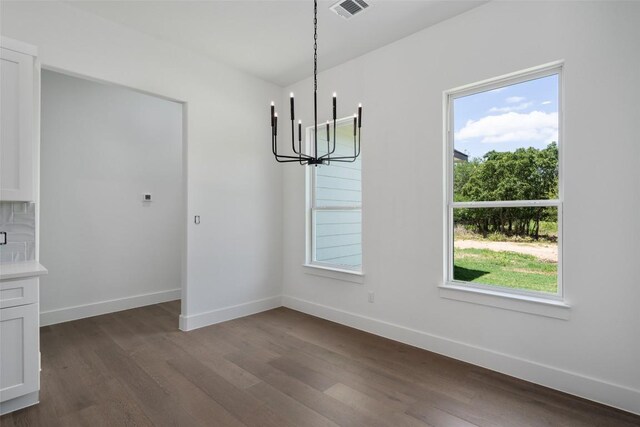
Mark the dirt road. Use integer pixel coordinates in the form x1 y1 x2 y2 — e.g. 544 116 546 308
454 239 558 262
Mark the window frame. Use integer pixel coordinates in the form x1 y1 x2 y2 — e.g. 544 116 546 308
305 116 363 275
443 62 564 303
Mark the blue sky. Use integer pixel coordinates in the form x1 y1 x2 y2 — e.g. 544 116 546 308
453 74 559 159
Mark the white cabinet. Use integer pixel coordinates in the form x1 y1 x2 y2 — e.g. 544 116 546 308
0 303 39 403
0 273 42 416
0 38 37 202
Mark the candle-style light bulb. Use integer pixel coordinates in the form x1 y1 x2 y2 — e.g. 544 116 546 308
326 120 330 142
353 114 357 136
270 102 275 126
298 120 302 142
332 93 337 120
274 112 278 136
290 93 295 121
357 103 362 128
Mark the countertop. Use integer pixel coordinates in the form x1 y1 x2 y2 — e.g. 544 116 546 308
0 261 48 281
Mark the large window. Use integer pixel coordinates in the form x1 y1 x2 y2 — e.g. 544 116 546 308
306 118 362 272
445 64 562 299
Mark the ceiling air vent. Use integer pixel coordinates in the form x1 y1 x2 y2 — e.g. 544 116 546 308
330 0 370 20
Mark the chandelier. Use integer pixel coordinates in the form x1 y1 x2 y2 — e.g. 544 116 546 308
270 0 362 165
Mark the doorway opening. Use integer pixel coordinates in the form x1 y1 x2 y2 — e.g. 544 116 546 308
39 69 187 326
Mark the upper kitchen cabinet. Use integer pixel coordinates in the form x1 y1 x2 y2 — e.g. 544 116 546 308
1 37 38 202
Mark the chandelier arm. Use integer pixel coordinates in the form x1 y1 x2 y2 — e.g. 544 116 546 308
332 118 337 155
328 118 337 159
298 123 304 165
271 127 277 155
324 156 356 161
324 154 357 161
289 102 304 165
291 120 300 155
280 153 313 160
353 127 357 157
275 158 310 163
287 120 309 164
325 123 331 165
323 129 360 162
275 154 313 161
318 119 339 161
273 134 313 161
347 124 361 160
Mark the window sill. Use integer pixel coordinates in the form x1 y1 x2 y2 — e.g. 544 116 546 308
439 283 570 320
303 264 364 284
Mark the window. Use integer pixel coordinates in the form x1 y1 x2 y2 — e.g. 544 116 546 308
306 117 362 272
445 64 562 300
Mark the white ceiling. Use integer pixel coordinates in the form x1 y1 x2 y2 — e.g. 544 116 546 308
66 1 486 87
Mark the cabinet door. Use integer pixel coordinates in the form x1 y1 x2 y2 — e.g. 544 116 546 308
0 303 38 402
0 47 34 202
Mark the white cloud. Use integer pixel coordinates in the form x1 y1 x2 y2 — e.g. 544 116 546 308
456 111 558 144
506 96 526 104
541 100 552 105
488 102 533 113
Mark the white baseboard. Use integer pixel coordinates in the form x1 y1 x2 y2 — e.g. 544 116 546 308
40 288 181 326
179 295 282 331
282 295 640 416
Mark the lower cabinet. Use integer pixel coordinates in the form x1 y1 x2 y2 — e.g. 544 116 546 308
0 290 39 414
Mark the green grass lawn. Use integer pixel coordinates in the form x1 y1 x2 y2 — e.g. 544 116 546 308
454 248 557 293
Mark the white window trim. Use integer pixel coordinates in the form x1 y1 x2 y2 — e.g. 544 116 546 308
302 263 364 284
304 116 364 281
438 283 570 320
442 61 568 317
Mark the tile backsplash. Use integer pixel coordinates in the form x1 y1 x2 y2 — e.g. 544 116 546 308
0 202 36 263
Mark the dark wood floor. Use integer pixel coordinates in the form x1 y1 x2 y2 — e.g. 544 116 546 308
2 301 638 426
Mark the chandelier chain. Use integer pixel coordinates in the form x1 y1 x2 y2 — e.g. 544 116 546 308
314 0 317 92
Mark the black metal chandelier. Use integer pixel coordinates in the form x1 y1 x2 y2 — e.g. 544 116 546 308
270 0 362 165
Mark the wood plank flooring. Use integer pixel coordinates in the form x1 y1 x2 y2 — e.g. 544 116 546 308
2 301 638 426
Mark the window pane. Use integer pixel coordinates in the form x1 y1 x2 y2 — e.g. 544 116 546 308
453 74 559 202
314 123 362 208
453 206 558 294
310 119 362 271
314 209 361 269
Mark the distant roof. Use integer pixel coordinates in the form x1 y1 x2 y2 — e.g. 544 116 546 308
454 149 468 162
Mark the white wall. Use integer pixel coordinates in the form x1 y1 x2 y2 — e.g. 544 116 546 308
1 1 283 328
38 70 182 324
282 1 640 415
